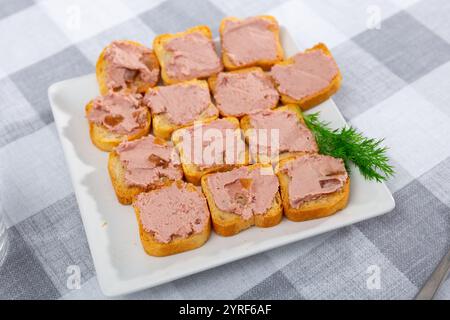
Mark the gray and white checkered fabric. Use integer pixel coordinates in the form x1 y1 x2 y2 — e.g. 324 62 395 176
0 0 449 300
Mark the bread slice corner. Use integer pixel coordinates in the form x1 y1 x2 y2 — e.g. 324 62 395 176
171 117 249 185
85 100 151 152
208 67 279 117
108 151 142 205
150 79 219 140
240 104 311 164
276 155 350 222
107 147 183 205
273 42 342 111
208 66 265 94
96 40 159 95
133 181 211 256
240 103 304 134
219 15 284 71
201 163 283 236
153 25 214 85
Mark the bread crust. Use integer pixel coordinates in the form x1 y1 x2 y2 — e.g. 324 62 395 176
96 40 160 96
153 25 219 85
149 79 219 140
133 181 211 256
108 149 184 205
171 117 249 185
85 100 151 152
240 104 317 164
201 164 282 236
271 43 342 111
276 155 350 222
220 15 284 71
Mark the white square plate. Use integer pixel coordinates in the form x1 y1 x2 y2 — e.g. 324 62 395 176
48 28 395 296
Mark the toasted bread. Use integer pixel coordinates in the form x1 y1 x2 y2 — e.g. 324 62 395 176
85 100 151 152
240 104 317 164
201 164 282 236
276 155 350 222
153 25 221 85
208 67 265 94
133 181 211 256
220 15 284 71
271 43 342 111
171 117 249 185
208 67 279 117
107 141 183 205
96 40 159 95
149 80 219 140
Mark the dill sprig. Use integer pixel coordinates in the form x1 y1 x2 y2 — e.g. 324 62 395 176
303 112 394 182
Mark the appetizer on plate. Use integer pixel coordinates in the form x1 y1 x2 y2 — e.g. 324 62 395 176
133 180 211 256
276 154 350 222
240 104 318 163
85 92 151 152
270 43 341 110
220 15 284 70
153 25 223 84
208 67 279 117
201 164 282 236
96 40 160 95
79 14 397 260
108 135 183 204
172 117 248 185
144 79 219 140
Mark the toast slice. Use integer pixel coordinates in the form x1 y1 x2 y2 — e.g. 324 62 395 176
220 15 284 70
208 66 262 96
108 137 183 205
240 104 318 163
85 100 151 152
147 79 219 140
208 67 279 117
171 117 249 185
201 164 282 236
153 25 222 85
276 155 350 222
270 43 342 111
133 180 211 256
96 40 159 95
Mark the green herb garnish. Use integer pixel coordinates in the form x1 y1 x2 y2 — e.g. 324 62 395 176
303 112 394 182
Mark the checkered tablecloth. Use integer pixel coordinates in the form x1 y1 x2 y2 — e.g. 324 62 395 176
0 0 449 300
